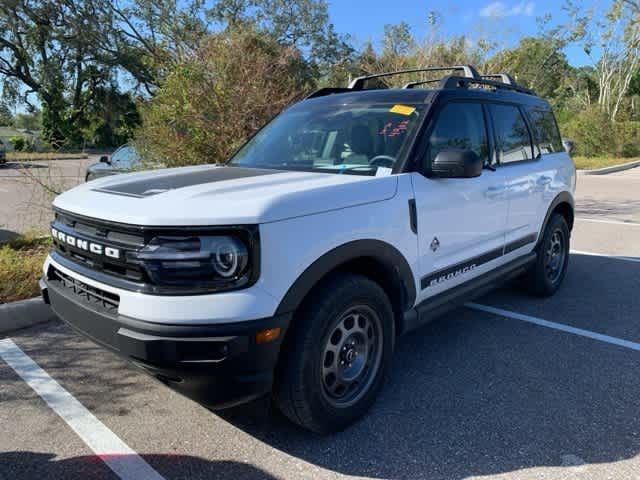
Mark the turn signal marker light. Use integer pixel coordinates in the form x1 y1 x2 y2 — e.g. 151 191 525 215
256 327 282 344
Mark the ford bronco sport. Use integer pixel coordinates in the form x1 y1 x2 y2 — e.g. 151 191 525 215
41 65 575 433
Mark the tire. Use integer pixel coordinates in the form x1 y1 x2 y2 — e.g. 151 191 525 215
522 213 570 296
274 273 395 434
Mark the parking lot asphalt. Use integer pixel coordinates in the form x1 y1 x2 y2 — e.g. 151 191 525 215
0 157 95 240
1 166 639 480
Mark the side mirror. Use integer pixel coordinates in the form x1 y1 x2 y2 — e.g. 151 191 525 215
430 149 483 178
100 155 110 164
562 139 575 155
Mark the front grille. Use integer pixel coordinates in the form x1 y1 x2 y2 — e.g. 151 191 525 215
51 210 147 283
50 267 120 312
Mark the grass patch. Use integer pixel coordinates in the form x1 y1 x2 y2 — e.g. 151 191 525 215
0 235 51 304
573 156 639 170
6 152 88 161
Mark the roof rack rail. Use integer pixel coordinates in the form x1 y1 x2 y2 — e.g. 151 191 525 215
481 73 516 85
402 79 443 89
303 65 535 100
348 65 480 90
440 75 535 95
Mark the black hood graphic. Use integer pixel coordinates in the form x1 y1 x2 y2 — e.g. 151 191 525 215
93 166 282 198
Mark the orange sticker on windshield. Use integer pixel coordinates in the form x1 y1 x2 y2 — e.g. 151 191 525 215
390 104 416 116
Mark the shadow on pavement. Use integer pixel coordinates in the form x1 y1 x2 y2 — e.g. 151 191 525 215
0 162 48 170
0 228 20 244
576 197 640 218
4 255 639 479
219 254 640 479
0 452 277 480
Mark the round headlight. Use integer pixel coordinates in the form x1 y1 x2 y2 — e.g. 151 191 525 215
213 239 242 277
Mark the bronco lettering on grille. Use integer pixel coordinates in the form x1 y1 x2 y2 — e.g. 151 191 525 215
51 227 120 260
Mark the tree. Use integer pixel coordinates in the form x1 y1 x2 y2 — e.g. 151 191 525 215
77 86 141 148
486 37 571 99
0 1 135 145
382 22 415 58
0 103 12 126
209 0 354 75
13 110 42 130
134 28 313 167
582 0 640 120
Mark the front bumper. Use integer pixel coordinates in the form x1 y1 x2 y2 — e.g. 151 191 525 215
42 272 291 409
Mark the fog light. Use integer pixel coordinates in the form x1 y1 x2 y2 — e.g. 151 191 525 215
256 327 282 344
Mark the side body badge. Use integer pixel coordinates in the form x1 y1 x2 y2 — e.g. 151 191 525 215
430 237 440 252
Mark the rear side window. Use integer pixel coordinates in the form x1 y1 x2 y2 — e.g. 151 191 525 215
428 102 489 166
489 104 533 164
527 107 564 154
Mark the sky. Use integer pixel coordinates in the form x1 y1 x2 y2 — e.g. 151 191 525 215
327 0 595 66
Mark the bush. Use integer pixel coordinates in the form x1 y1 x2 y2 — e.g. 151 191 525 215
0 235 51 303
134 29 314 167
558 109 640 158
559 108 614 157
9 136 25 151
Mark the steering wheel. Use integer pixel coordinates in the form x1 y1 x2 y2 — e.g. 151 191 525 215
369 155 396 168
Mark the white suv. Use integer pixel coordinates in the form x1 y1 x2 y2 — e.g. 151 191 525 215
41 66 575 433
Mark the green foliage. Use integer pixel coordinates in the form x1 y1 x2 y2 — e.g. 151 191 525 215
9 136 25 152
0 103 13 126
13 111 42 131
486 37 571 100
559 108 640 157
0 235 51 303
382 22 416 58
134 29 314 167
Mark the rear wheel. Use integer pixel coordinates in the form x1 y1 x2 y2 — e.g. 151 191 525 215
522 213 570 296
274 273 394 433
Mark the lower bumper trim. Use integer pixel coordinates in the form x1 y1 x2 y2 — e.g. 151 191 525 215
44 275 291 409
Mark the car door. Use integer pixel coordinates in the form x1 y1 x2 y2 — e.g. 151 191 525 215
411 101 510 303
487 103 544 255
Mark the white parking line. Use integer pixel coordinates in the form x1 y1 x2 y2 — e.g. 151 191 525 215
466 303 640 352
575 217 640 227
0 338 165 480
571 249 640 263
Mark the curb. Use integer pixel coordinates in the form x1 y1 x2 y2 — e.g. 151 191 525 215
579 159 640 176
0 297 57 335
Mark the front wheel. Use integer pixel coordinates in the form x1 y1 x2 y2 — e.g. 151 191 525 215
274 273 394 433
522 213 570 296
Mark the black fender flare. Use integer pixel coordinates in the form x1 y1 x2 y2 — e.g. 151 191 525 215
274 239 417 316
537 191 575 247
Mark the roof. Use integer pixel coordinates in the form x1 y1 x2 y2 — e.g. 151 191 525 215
299 88 435 107
297 86 549 110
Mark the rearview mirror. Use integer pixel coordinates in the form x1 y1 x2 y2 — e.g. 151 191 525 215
430 149 483 178
100 155 110 164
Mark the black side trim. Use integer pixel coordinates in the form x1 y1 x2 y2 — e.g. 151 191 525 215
420 234 537 290
504 232 537 254
421 246 503 290
275 240 416 315
93 166 283 198
403 252 536 333
408 199 418 234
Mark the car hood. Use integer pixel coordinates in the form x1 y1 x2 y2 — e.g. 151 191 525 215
53 165 398 225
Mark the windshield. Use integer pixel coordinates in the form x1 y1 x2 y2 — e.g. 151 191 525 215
229 103 424 175
111 145 140 168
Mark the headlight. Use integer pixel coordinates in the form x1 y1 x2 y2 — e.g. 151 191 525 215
130 234 253 292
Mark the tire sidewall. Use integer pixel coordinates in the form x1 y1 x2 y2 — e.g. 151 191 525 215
298 275 394 432
537 214 570 293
